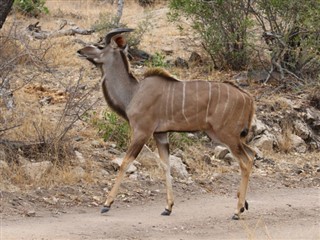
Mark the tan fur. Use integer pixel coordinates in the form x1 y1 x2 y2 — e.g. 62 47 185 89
144 67 179 81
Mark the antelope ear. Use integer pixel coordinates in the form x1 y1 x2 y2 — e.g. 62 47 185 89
110 35 127 49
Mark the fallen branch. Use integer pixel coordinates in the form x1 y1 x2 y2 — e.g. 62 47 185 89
27 22 95 40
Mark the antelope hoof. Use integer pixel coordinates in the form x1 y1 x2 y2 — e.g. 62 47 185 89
161 208 172 216
101 206 110 214
245 200 249 210
232 214 240 220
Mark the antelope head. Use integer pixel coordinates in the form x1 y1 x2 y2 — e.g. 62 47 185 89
77 28 134 67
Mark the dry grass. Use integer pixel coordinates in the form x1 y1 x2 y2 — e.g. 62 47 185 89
277 121 293 153
241 217 273 240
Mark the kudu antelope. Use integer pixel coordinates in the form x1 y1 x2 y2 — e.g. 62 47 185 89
78 28 256 220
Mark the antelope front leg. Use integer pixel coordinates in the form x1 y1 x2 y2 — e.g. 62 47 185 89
232 146 253 220
101 135 147 214
154 133 174 216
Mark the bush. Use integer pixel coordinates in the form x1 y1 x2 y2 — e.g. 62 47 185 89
251 0 320 83
14 0 49 17
146 52 168 68
93 111 130 150
169 0 252 70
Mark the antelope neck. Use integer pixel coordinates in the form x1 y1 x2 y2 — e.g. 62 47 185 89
100 50 138 120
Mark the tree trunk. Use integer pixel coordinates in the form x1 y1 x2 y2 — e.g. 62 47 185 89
0 0 14 29
115 0 124 26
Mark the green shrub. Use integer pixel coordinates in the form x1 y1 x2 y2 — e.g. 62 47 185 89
14 0 49 17
252 0 320 83
93 111 130 150
146 52 168 68
169 0 252 70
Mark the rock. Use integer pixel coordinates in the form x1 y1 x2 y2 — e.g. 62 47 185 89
0 179 20 192
306 107 320 131
75 150 86 164
188 51 202 64
161 47 174 56
252 131 275 151
290 134 307 153
252 118 268 136
169 155 189 179
252 146 264 159
112 157 137 174
136 146 188 179
26 210 36 217
71 166 86 178
214 145 229 159
202 154 212 165
91 140 103 148
0 160 9 171
233 71 249 87
174 57 189 69
293 119 310 139
247 70 269 83
23 161 53 181
224 153 234 165
0 149 6 161
43 196 59 205
136 146 160 169
39 96 52 105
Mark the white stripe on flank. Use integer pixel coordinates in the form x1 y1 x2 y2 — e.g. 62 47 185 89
165 83 171 119
206 82 212 123
160 84 167 117
222 84 230 119
182 82 189 123
239 91 246 123
171 83 176 121
223 88 236 126
214 83 221 114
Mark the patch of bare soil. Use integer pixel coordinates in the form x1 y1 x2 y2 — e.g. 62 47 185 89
1 186 319 240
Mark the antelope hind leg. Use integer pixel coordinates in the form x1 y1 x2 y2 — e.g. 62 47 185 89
232 144 254 220
154 133 174 216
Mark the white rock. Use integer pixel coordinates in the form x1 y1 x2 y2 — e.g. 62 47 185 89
71 166 86 178
23 161 53 181
136 146 160 169
293 119 310 140
252 118 268 135
169 155 189 179
290 134 307 153
252 131 275 151
0 160 9 171
214 145 229 159
75 150 86 164
112 157 137 174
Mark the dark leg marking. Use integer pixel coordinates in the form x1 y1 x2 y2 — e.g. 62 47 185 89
245 200 249 210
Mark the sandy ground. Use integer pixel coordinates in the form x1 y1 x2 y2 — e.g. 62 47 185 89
1 187 319 240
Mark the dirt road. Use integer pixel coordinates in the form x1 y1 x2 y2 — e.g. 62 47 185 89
1 187 319 240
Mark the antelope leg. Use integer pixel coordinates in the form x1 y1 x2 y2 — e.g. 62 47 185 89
154 132 174 216
102 133 148 213
232 143 254 220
